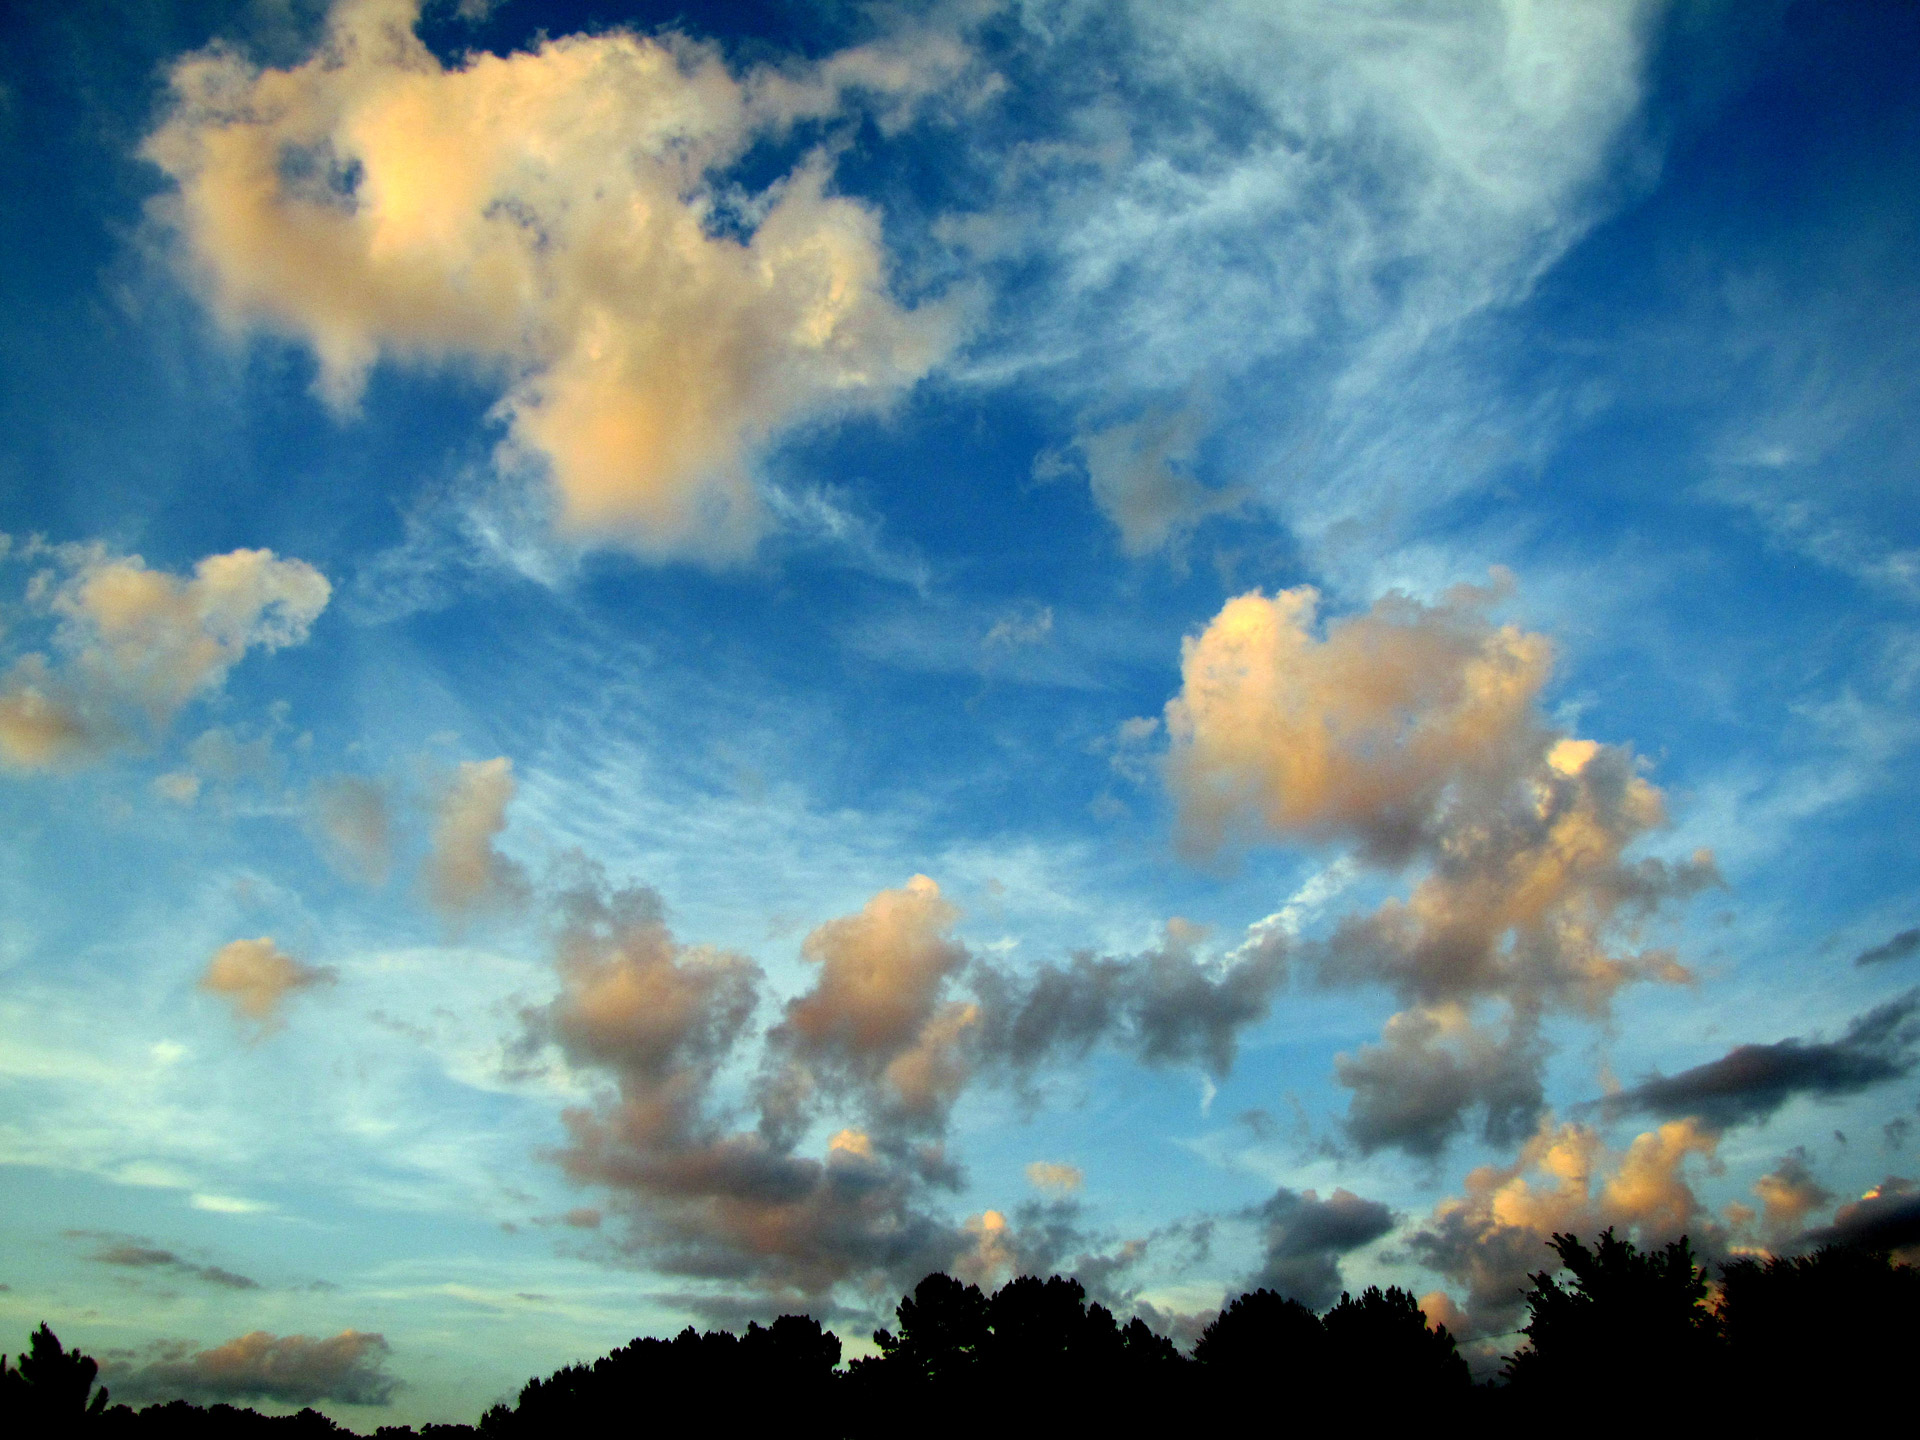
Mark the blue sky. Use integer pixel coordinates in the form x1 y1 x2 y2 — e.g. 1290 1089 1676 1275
2 0 1918 1424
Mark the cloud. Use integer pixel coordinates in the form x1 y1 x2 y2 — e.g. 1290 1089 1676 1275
1066 408 1243 556
1857 928 1920 966
0 543 328 769
200 937 337 1031
310 775 393 885
983 604 1054 650
535 875 972 1298
763 875 976 1135
1409 1116 1722 1336
1162 579 1715 1154
1599 989 1919 1131
1249 1186 1395 1310
1747 1151 1833 1246
1335 1004 1545 1158
973 918 1290 1079
142 0 958 562
1026 1162 1084 1194
423 757 528 918
1803 1177 1920 1254
74 1232 259 1290
106 1330 394 1407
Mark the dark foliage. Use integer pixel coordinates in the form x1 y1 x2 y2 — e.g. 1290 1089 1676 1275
1720 1243 1920 1401
1503 1229 1722 1397
2 1323 111 1424
7 1231 1915 1437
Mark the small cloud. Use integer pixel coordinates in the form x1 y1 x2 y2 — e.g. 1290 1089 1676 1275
153 771 201 805
1025 1161 1084 1193
984 604 1054 650
190 1194 271 1215
423 757 528 921
200 938 337 1033
76 1233 260 1290
310 774 394 886
1071 407 1245 557
1857 928 1920 967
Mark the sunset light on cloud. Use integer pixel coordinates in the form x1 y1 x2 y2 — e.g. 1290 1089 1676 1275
2 0 1919 1428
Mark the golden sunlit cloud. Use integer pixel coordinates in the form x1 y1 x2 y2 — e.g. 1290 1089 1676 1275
143 0 959 561
0 543 328 769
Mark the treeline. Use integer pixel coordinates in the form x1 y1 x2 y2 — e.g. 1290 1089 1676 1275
6 1231 1916 1436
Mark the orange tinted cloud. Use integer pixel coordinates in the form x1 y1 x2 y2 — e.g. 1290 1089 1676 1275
143 0 957 561
1164 580 1716 1154
201 937 337 1031
423 757 528 919
0 544 328 769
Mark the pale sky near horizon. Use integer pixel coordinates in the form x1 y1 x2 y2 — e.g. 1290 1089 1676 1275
2 0 1919 1425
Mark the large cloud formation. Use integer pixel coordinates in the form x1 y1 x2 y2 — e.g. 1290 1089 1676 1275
0 542 328 769
1162 580 1716 1155
1409 1115 1723 1336
106 1330 395 1407
143 0 957 561
536 875 998 1300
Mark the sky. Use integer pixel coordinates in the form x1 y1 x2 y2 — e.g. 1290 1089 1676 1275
2 0 1919 1425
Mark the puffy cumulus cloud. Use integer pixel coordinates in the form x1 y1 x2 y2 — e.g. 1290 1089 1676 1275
423 757 528 918
1744 1151 1834 1246
1802 1177 1920 1255
310 774 394 885
1026 1162 1084 1194
0 544 328 769
764 875 976 1135
1600 989 1920 1132
106 1330 394 1407
535 876 972 1298
201 937 337 1031
1335 1004 1545 1158
143 0 958 561
972 919 1290 1079
1249 1186 1395 1310
1162 581 1715 1154
1409 1116 1722 1336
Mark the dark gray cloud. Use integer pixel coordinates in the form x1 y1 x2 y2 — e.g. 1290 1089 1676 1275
973 925 1289 1078
1248 1186 1395 1310
1801 1177 1920 1253
70 1232 259 1290
1336 1008 1544 1158
1599 989 1919 1130
1857 928 1920 967
105 1330 394 1407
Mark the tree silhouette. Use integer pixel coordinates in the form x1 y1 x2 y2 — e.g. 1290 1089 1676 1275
1720 1243 1920 1402
1194 1287 1326 1376
2 1322 110 1427
1504 1229 1720 1397
1323 1285 1470 1410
